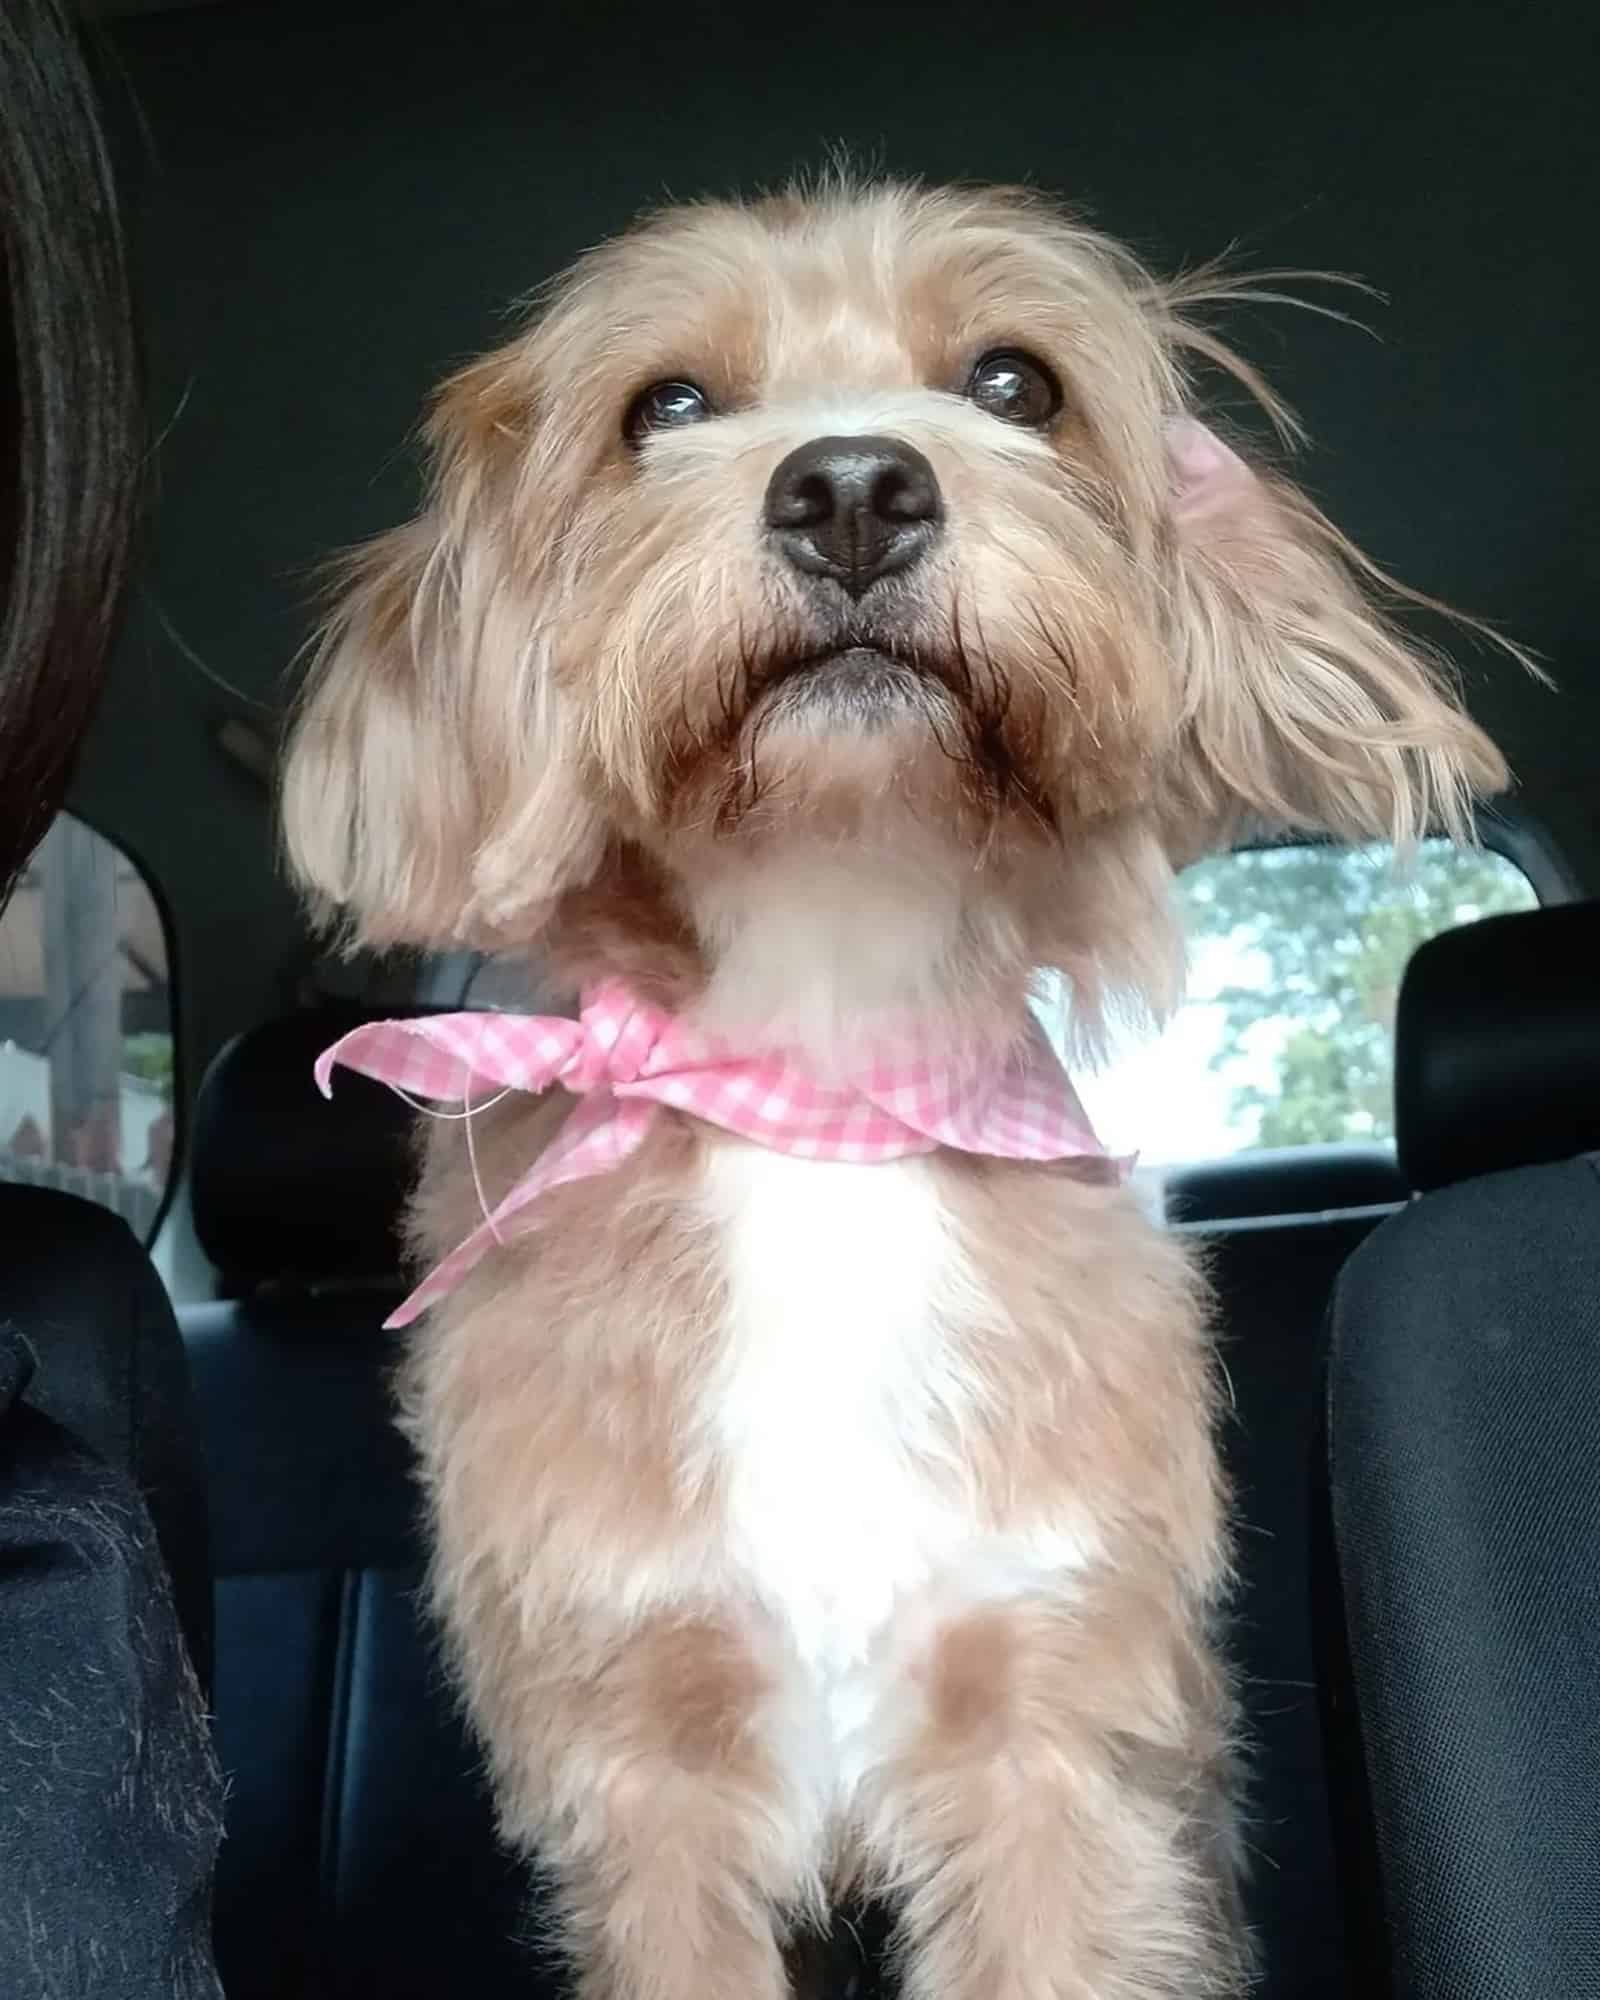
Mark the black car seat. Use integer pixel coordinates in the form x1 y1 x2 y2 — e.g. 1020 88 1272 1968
1319 900 1600 1997
0 1183 224 1993
1166 1146 1404 1994
1 1184 214 1688
179 1008 541 2000
0 1184 212 1688
0 1182 213 1690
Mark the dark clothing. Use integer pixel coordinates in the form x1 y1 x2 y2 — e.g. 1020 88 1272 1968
1 1189 224 1999
0 1186 213 1693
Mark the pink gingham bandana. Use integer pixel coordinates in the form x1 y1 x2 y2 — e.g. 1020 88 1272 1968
315 978 1122 1328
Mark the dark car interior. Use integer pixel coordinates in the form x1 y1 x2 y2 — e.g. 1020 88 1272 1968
5 1 1594 1992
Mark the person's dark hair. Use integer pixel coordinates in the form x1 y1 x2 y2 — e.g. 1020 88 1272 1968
0 0 139 901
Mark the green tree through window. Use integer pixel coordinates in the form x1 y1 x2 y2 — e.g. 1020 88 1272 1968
1177 842 1537 1149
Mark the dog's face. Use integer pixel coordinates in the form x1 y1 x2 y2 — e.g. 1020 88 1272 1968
284 181 1506 1031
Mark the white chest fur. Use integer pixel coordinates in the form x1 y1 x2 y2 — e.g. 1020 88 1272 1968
700 1143 981 1679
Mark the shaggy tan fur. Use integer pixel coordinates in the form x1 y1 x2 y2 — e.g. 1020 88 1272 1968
282 177 1509 1997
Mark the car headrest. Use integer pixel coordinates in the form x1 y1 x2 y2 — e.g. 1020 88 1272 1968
1163 1143 1406 1226
190 1008 429 1291
1395 900 1600 1194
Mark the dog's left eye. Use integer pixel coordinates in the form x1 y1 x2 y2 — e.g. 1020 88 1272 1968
623 379 714 444
965 349 1062 427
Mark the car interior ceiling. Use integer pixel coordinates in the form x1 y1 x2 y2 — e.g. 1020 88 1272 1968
37 0 1598 1994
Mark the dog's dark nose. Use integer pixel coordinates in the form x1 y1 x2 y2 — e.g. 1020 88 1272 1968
764 435 942 597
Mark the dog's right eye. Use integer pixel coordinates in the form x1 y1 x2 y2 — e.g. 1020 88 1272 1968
965 349 1062 428
623 380 714 445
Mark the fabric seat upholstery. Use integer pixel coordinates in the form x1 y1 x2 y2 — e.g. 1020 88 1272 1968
0 1184 224 1993
1 1181 212 1690
1320 901 1600 1997
180 1012 547 1999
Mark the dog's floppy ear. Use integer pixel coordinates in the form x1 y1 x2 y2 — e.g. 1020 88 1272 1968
1163 417 1509 855
281 516 481 949
281 354 606 951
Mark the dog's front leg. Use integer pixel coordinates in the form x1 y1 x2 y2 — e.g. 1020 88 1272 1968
859 1579 1249 2000
462 1598 820 2000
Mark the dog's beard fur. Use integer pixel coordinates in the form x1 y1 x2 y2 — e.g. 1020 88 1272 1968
679 617 1057 836
282 175 1510 1065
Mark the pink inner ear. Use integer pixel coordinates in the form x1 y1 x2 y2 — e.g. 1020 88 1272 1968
1164 417 1258 531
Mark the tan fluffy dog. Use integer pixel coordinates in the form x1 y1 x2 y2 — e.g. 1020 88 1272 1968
282 179 1505 2000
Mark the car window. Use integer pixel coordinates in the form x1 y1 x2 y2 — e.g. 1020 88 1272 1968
1036 838 1540 1167
0 814 176 1242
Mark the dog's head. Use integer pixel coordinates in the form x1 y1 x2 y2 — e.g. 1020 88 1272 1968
283 180 1507 1041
